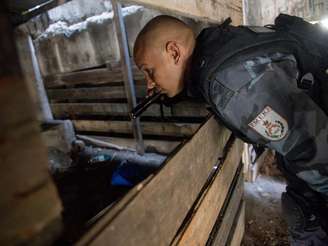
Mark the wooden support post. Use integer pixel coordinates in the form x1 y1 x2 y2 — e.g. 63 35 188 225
0 5 62 245
112 0 144 154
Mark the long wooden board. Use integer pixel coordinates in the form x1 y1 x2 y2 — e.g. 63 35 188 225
227 201 245 246
77 116 231 246
51 102 209 118
77 135 180 154
44 66 144 88
47 85 147 101
123 0 243 25
0 9 62 245
208 170 244 246
72 120 200 137
174 140 243 245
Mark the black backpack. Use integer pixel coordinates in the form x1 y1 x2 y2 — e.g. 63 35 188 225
193 14 328 115
187 14 328 143
274 14 328 114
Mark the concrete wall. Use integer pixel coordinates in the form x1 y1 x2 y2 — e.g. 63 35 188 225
34 6 161 76
48 0 112 25
33 3 208 76
244 0 328 25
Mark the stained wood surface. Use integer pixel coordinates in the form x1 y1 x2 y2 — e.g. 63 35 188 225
123 0 243 25
44 66 144 88
51 102 209 118
0 8 62 245
47 85 147 101
210 170 244 246
77 135 181 154
72 120 200 137
175 139 243 246
77 116 231 246
228 201 245 246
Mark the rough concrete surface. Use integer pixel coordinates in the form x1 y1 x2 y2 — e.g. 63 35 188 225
244 0 328 25
243 175 289 246
34 6 160 76
48 0 113 25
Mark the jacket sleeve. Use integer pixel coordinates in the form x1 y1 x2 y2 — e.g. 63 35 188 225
211 53 328 198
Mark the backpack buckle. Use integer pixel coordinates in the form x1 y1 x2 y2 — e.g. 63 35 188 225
298 73 314 90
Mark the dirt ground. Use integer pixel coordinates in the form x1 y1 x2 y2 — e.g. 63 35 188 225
242 153 290 246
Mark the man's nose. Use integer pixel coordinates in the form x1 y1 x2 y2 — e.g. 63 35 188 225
146 79 157 96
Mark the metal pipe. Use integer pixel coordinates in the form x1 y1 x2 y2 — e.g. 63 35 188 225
112 0 144 155
28 35 54 121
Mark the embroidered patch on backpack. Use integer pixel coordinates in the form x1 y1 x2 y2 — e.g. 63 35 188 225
248 106 288 141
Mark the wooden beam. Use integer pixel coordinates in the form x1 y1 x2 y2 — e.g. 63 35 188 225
227 201 245 246
47 85 147 101
0 6 62 245
122 0 243 25
51 102 209 118
72 120 200 137
174 139 243 246
77 116 231 246
77 135 180 154
250 149 269 182
208 170 244 246
43 66 144 89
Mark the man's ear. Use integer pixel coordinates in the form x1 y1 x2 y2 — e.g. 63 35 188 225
165 41 180 64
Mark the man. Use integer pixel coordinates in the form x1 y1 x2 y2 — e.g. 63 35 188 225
133 15 328 245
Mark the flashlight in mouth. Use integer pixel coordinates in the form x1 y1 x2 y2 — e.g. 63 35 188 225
130 88 162 119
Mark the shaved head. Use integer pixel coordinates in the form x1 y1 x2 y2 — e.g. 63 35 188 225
133 15 195 97
134 15 194 62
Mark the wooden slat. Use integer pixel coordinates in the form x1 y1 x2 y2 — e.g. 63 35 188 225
47 85 147 101
249 149 269 182
51 102 209 118
0 8 62 245
123 0 243 25
77 135 181 154
51 102 162 117
228 201 245 246
73 120 200 137
174 139 243 246
77 116 231 246
209 170 244 246
44 66 144 88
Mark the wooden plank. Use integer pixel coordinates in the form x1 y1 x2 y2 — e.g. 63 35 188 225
47 85 147 101
77 135 180 154
174 140 243 246
242 143 252 182
77 116 231 246
0 8 62 245
228 201 245 246
209 170 244 246
122 0 243 25
72 120 200 137
250 149 269 182
51 102 209 118
43 65 144 89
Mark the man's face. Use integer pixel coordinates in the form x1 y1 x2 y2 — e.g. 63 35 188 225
135 44 185 98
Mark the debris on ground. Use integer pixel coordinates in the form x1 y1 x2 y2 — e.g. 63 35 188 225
243 151 289 246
